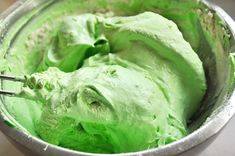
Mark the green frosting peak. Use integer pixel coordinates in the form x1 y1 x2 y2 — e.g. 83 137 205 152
17 12 206 153
38 14 110 72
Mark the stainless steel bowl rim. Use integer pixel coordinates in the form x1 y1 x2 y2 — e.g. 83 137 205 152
0 0 235 155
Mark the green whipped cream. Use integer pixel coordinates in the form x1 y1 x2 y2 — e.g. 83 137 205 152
3 0 233 154
15 12 206 153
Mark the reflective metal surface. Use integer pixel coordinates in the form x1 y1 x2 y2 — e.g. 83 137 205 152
0 0 235 156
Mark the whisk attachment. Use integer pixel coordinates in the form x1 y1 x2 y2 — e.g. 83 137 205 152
0 75 25 96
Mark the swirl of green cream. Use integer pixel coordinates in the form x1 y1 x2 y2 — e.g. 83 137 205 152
20 12 206 153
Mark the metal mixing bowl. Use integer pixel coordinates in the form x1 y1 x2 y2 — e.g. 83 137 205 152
0 0 235 155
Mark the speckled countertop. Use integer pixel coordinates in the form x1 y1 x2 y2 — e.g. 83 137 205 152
0 0 235 156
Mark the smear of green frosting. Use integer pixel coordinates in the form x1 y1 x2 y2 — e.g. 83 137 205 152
15 12 206 153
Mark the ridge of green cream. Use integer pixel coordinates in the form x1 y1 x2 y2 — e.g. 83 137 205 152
14 12 207 153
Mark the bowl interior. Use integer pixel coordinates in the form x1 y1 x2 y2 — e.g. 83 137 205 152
0 0 235 153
